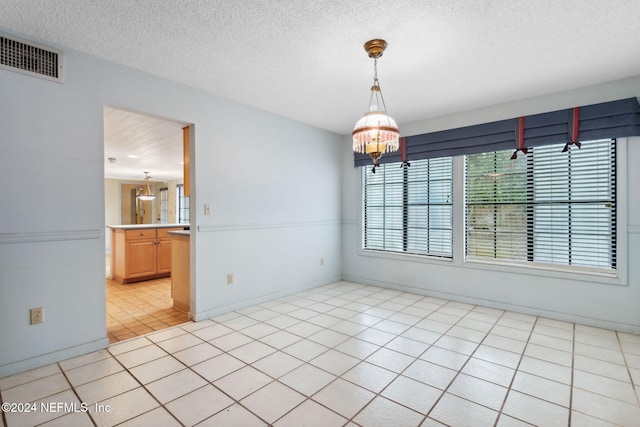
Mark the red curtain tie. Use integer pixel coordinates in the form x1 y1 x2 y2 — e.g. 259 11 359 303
562 107 582 152
511 116 528 159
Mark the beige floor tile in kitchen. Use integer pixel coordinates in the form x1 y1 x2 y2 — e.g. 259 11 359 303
106 277 189 343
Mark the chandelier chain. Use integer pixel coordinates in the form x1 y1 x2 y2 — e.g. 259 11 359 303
372 57 390 116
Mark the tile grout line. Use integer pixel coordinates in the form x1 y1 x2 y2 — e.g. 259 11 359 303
419 303 499 426
112 328 226 426
231 285 397 425
4 283 639 426
106 277 189 343
571 329 634 416
100 340 187 427
616 330 640 406
55 361 98 427
338 298 505 425
264 287 448 425
141 325 267 425
343 297 451 425
0 390 7 427
272 288 428 425
492 315 539 427
274 293 562 425
190 324 305 427
109 289 372 426
69 297 424 422
166 304 348 425
156 286 392 424
317 289 433 423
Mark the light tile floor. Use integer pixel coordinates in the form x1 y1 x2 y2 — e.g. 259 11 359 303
106 278 189 343
1 281 640 426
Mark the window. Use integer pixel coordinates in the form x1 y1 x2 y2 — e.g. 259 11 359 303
465 139 616 273
159 187 168 224
176 184 190 224
363 157 453 258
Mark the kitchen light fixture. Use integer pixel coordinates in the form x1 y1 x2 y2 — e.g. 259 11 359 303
353 39 400 170
137 171 156 200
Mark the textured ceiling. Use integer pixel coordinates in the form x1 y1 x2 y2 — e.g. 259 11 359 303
2 0 640 179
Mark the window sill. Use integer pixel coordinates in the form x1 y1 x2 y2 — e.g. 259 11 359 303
462 258 624 286
357 248 625 286
358 248 454 265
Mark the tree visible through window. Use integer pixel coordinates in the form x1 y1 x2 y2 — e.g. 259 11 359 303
465 139 616 272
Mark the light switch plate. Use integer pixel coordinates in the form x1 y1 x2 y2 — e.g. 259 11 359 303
204 203 212 215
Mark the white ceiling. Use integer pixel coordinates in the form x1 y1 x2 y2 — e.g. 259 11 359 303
2 1 640 180
103 107 185 182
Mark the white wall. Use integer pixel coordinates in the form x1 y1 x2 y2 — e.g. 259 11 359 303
104 179 119 253
342 77 640 334
0 32 343 377
190 97 343 320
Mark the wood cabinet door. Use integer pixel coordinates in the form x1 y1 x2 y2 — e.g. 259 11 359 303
126 240 157 278
156 238 173 274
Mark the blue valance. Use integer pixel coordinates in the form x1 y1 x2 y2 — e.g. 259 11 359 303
354 97 640 167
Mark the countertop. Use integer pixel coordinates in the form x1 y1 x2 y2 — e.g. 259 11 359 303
107 224 190 230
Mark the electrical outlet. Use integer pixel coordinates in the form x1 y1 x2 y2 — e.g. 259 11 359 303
227 273 234 285
320 258 324 266
30 307 44 325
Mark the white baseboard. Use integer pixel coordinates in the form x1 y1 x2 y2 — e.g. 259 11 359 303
342 275 640 335
192 275 343 321
0 337 109 379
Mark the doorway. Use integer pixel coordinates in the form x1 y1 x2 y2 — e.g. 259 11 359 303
104 106 192 343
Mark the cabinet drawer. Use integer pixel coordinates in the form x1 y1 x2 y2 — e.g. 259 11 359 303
125 229 157 240
157 228 182 239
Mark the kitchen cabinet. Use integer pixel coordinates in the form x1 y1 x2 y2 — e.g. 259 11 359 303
170 231 190 313
156 228 175 274
110 226 182 283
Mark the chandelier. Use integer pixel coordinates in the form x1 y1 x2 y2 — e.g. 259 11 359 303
136 172 156 200
352 39 400 169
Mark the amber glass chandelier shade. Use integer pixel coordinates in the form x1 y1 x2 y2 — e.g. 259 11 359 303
137 172 156 200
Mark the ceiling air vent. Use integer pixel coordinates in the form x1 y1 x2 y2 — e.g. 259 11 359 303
0 33 63 83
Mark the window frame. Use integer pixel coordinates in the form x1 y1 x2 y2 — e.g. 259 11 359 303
159 187 169 224
461 140 628 285
360 157 454 262
357 138 629 286
176 184 190 224
464 139 617 274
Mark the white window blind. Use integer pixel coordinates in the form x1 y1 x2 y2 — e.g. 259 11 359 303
176 184 189 224
465 139 616 273
363 158 453 258
159 187 168 224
